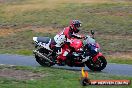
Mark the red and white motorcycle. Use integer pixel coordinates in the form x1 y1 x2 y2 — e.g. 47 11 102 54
33 30 107 71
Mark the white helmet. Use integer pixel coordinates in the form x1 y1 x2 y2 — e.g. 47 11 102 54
54 34 66 47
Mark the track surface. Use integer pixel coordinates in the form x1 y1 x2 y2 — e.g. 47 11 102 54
0 54 132 76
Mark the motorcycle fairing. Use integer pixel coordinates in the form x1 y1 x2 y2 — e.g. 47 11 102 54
93 52 105 62
57 44 70 61
70 38 83 51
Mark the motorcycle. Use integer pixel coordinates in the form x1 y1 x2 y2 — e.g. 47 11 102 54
32 30 107 71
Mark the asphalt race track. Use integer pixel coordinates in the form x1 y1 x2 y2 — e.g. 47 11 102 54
0 54 132 76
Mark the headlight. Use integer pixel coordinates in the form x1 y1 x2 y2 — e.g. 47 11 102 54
94 48 99 52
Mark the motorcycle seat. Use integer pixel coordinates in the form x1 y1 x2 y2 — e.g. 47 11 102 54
37 37 50 44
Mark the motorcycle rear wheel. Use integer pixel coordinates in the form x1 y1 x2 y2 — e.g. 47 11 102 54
35 48 53 67
35 55 53 67
86 56 107 71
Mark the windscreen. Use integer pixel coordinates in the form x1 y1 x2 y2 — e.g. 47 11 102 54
84 35 96 44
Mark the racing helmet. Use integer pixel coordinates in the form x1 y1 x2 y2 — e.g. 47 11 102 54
70 20 82 33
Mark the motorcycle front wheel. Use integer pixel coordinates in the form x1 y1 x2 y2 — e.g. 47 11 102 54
86 56 107 71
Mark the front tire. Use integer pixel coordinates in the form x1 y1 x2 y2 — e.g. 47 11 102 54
86 56 107 71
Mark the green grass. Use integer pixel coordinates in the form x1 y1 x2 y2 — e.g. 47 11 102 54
0 1 132 33
0 65 132 88
107 57 132 65
0 30 54 55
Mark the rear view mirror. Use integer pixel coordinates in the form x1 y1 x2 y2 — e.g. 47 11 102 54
90 30 95 35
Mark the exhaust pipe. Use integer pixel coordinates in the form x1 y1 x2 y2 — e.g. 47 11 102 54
33 50 53 63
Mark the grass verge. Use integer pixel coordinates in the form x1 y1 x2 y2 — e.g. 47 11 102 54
0 65 132 88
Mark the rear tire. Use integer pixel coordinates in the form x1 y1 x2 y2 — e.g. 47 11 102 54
35 48 53 67
86 56 107 71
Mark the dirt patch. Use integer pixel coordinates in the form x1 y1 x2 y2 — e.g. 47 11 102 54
95 11 131 16
98 34 132 40
0 26 60 37
111 0 132 2
114 12 130 16
0 68 45 80
107 51 132 59
0 28 14 36
0 28 27 37
31 26 60 34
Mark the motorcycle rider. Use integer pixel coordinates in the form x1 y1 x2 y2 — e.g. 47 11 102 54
51 20 84 64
